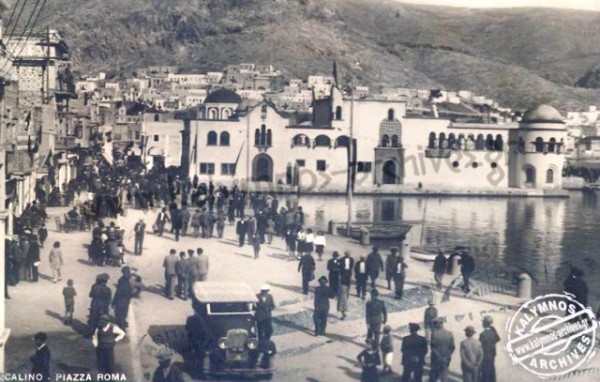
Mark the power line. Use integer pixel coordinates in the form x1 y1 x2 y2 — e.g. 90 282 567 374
4 0 28 43
2 0 20 38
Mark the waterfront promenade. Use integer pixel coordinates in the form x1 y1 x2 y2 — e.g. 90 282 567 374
5 206 599 381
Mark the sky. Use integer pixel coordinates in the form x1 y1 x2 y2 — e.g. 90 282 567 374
394 0 600 11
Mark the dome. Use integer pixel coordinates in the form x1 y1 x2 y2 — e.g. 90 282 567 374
521 104 564 124
204 88 242 104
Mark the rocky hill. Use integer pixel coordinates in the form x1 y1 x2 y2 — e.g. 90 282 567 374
12 0 600 110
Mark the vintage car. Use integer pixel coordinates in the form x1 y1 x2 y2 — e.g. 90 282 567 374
190 281 274 379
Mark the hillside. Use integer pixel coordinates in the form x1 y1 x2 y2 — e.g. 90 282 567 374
12 0 600 110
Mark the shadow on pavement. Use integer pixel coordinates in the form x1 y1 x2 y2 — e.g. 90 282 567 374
45 309 89 336
144 283 166 297
268 281 305 295
232 252 254 259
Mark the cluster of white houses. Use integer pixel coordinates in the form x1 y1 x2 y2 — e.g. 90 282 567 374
165 87 567 192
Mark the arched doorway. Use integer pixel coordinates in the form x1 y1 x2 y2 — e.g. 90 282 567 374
382 160 397 184
253 154 273 182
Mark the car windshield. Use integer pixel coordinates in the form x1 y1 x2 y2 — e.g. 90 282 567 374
208 302 252 314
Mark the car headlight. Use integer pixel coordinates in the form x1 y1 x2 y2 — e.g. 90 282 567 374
218 337 229 350
247 338 258 350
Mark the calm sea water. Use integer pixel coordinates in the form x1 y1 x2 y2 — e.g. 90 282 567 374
278 191 600 298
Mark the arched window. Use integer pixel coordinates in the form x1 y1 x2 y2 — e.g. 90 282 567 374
428 132 437 149
208 108 218 120
222 108 232 119
293 134 309 147
495 134 503 151
260 125 267 146
315 135 331 147
475 134 485 150
220 131 230 146
546 169 554 184
526 167 535 184
335 135 349 148
388 108 395 121
207 131 217 146
154 114 160 122
466 134 475 150
458 134 466 150
548 138 556 153
439 133 446 149
266 129 272 146
254 129 260 145
485 134 494 150
381 134 390 148
391 135 399 148
535 137 544 152
199 108 206 119
448 133 456 149
335 106 342 120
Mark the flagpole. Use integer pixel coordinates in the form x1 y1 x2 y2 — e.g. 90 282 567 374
347 86 353 237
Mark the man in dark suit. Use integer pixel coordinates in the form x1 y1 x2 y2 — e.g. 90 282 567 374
155 208 170 237
255 284 275 341
401 323 428 382
458 251 475 294
340 251 354 287
163 249 178 300
354 255 368 299
479 316 501 382
366 246 384 288
236 218 248 247
298 252 316 295
313 276 330 336
31 332 50 381
365 288 387 346
133 219 146 255
327 251 341 298
171 207 182 241
430 317 455 382
112 266 133 330
88 273 112 336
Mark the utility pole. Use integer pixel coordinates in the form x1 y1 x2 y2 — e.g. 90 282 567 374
347 86 354 236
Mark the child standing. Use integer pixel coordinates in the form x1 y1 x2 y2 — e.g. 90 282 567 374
314 231 327 261
380 325 394 373
62 279 77 324
252 234 261 259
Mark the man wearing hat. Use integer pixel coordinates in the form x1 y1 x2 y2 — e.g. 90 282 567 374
92 315 126 374
401 323 427 382
340 251 354 287
133 218 146 255
458 250 475 294
354 255 368 299
480 316 500 382
30 332 50 381
298 249 316 295
393 255 408 300
430 317 455 382
256 284 275 341
385 248 399 290
163 249 178 299
112 266 133 330
313 276 330 336
366 246 384 288
460 326 483 382
424 300 438 345
365 288 387 346
87 273 112 336
152 351 184 382
327 251 342 298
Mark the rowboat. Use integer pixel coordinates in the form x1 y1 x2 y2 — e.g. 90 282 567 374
337 222 412 241
409 245 468 262
582 182 600 192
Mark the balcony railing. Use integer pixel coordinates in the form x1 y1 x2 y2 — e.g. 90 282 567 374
425 148 452 158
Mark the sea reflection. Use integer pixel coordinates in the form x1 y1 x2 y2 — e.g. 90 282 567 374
281 192 600 297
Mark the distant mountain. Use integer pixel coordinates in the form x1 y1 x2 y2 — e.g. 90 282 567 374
13 0 600 110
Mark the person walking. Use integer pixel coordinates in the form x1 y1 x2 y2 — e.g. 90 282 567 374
340 251 354 287
216 213 226 239
38 224 48 248
28 234 41 282
479 316 501 382
385 248 399 290
285 227 297 261
424 300 438 345
255 284 275 342
458 250 475 294
133 219 146 256
92 314 126 374
430 317 455 382
433 250 447 290
191 209 202 238
196 248 209 281
357 340 381 382
265 217 276 245
366 289 387 346
87 273 112 336
48 241 63 283
354 255 368 299
313 276 330 336
380 325 394 373
175 252 190 300
298 251 316 295
31 332 51 381
327 251 341 298
366 246 384 288
401 323 428 382
314 231 326 261
393 256 408 300
62 279 77 325
460 326 483 382
155 208 169 237
112 266 133 330
163 249 178 300
337 279 350 320
236 217 248 247
180 205 191 237
171 207 182 241
252 233 261 259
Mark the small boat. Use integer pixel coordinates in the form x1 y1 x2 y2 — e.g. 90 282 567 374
409 246 467 262
337 222 412 241
582 182 600 192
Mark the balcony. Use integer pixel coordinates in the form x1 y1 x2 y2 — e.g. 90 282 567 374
6 149 35 175
55 136 78 150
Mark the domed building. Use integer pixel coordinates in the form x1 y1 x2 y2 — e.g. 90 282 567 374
199 88 242 120
508 104 567 189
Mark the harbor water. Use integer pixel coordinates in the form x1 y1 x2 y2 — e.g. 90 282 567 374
280 191 600 299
